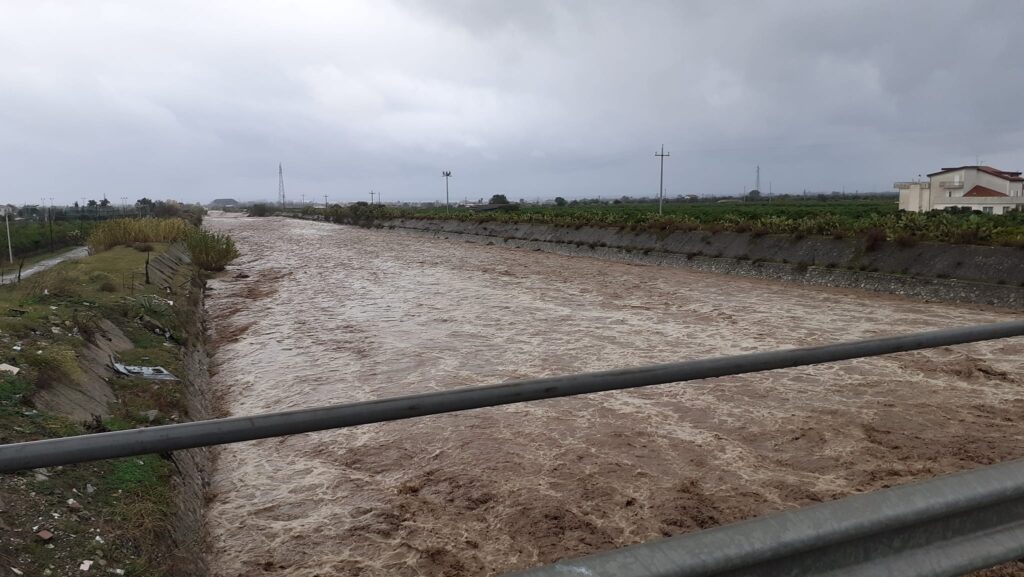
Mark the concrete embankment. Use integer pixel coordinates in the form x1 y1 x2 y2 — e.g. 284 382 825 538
165 248 214 577
382 218 1024 309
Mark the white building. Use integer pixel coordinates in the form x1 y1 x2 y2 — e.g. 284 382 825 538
896 165 1024 214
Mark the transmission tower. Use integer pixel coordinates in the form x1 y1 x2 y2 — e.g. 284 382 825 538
278 163 286 208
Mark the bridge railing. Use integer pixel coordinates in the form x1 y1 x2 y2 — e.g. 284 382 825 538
2 320 1024 576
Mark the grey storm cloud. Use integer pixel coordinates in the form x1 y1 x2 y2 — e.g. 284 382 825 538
2 0 1023 205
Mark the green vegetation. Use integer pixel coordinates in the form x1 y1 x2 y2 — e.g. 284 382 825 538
338 200 1024 247
87 218 239 271
0 219 91 259
142 199 205 227
184 227 239 272
0 200 202 261
248 203 272 217
325 201 391 227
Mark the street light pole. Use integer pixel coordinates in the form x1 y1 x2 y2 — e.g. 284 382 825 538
442 171 452 214
655 144 670 216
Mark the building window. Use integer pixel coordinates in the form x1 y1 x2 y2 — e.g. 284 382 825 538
983 206 994 214
947 191 952 198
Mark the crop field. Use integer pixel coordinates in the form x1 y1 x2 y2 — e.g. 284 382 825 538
321 199 1024 247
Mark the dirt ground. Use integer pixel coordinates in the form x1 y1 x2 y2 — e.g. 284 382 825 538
203 215 1024 577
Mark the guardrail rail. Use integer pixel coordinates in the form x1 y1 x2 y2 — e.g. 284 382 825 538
2 320 1024 576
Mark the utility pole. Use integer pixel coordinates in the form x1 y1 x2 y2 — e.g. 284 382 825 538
369 191 375 205
442 170 452 214
323 194 328 208
756 165 760 193
654 145 670 216
4 210 12 264
278 163 286 209
300 193 305 207
47 197 54 253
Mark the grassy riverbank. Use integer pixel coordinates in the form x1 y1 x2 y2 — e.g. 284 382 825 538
0 244 203 576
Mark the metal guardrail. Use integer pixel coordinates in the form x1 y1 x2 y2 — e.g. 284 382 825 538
2 320 1024 576
2 320 1023 473
506 456 1024 577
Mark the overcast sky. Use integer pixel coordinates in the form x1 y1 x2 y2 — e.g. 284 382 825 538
3 1 1023 205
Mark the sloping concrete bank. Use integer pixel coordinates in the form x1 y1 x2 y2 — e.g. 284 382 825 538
166 250 214 577
0 243 216 575
383 219 1024 309
127 244 214 576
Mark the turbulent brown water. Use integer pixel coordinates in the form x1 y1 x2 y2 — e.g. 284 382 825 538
203 214 1024 577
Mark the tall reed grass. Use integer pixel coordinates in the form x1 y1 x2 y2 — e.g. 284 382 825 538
87 218 239 271
87 218 191 251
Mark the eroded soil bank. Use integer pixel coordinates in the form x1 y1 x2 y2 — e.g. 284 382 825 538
204 214 1024 577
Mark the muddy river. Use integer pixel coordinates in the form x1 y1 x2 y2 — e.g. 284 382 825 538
203 214 1024 576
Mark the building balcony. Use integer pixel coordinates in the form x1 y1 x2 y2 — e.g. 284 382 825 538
938 180 963 188
894 182 929 189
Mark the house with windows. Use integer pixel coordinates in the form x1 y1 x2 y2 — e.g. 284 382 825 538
896 166 1024 214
